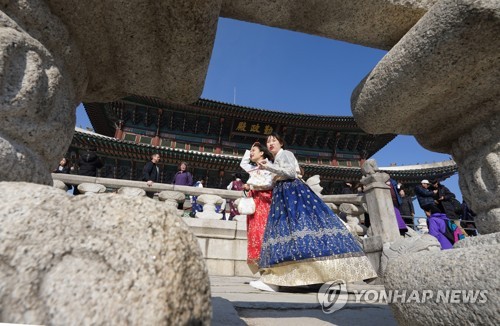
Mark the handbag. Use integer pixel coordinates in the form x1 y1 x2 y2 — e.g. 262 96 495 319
237 197 256 215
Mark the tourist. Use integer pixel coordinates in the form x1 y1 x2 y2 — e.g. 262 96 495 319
76 147 103 177
172 161 193 209
399 188 416 230
73 147 103 195
190 178 204 217
398 189 415 218
426 207 454 250
341 181 356 194
53 157 73 191
53 157 71 174
431 179 459 219
226 173 244 221
239 142 275 274
251 133 377 292
142 153 161 198
414 179 439 212
386 178 408 236
461 200 478 236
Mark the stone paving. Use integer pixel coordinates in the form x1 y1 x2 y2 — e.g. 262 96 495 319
211 276 397 326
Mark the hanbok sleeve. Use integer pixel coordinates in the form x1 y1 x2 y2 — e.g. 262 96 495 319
240 150 255 172
265 150 299 179
249 171 274 191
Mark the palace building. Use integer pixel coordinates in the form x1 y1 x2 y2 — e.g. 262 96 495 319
70 95 457 193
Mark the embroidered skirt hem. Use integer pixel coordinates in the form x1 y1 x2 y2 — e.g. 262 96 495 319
259 255 377 286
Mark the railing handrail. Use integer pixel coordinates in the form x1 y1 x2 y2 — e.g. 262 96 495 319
52 173 365 204
52 173 245 200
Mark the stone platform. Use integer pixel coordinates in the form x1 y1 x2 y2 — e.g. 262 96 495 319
210 276 397 326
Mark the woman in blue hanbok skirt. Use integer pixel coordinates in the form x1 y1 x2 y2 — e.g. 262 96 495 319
252 133 377 290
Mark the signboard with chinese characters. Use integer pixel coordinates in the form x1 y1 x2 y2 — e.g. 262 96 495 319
232 120 276 137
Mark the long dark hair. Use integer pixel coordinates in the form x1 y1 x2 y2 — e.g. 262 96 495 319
267 132 286 149
252 142 274 161
60 157 69 167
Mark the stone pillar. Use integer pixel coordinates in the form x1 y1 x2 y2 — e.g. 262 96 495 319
77 183 106 195
0 7 86 185
360 160 400 243
158 191 185 213
117 187 146 197
53 180 70 192
450 115 500 234
196 194 225 219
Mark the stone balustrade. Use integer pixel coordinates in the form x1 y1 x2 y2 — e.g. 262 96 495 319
51 173 367 217
51 170 399 278
52 173 244 200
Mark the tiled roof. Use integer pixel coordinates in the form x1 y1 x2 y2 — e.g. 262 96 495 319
72 128 457 182
125 95 358 127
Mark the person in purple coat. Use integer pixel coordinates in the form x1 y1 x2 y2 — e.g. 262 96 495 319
386 178 408 236
426 207 453 250
172 161 193 209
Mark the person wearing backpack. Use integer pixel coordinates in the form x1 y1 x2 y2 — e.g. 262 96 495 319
426 207 454 250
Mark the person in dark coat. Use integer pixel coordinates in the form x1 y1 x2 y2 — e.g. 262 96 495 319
53 157 71 174
398 189 415 218
77 147 103 177
340 182 356 194
53 157 73 191
73 147 103 195
142 153 161 198
431 179 458 219
414 179 439 212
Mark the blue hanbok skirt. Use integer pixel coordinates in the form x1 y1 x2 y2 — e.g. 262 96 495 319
259 179 377 286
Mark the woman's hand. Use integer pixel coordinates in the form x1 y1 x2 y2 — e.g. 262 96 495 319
243 184 250 191
257 160 268 170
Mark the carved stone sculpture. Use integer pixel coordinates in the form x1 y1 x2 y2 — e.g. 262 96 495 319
352 0 500 234
380 228 441 277
0 182 211 325
0 0 221 185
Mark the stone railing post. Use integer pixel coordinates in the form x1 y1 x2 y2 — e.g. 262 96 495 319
77 183 106 195
339 203 367 236
360 159 400 243
158 191 185 215
53 180 70 192
196 194 225 220
117 187 146 197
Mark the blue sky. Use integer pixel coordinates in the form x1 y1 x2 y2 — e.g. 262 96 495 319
76 18 461 215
